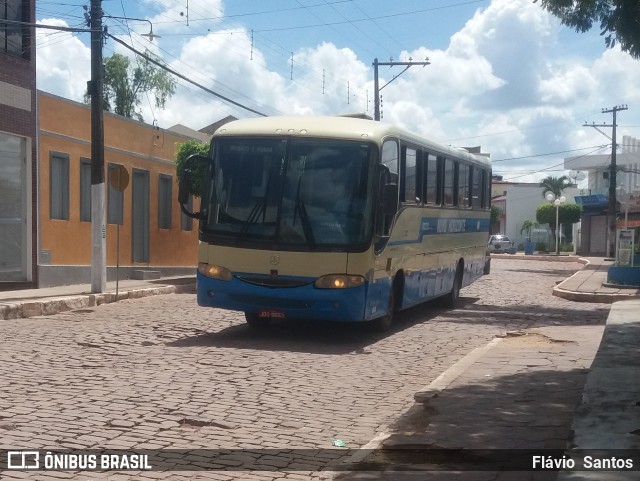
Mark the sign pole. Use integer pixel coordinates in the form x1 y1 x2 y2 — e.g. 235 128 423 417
109 165 129 298
116 169 120 298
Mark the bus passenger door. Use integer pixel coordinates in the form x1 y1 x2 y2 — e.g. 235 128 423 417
375 140 399 252
369 140 399 318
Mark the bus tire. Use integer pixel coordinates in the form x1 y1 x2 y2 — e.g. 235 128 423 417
483 257 491 275
441 263 462 308
371 285 396 332
245 313 271 328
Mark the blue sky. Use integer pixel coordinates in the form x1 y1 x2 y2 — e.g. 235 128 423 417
35 0 640 185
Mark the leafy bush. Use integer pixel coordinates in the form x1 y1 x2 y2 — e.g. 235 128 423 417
175 140 209 198
535 242 548 252
560 243 574 252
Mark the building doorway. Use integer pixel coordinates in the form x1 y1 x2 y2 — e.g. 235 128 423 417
0 133 28 282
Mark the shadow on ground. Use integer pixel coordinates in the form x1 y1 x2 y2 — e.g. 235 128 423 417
334 367 588 481
165 290 607 354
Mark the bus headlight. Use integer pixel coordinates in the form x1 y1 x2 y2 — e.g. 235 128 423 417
198 263 232 281
314 274 364 289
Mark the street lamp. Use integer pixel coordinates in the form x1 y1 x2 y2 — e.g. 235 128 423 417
546 193 566 255
616 186 630 229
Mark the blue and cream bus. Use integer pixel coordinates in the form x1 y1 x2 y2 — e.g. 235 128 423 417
179 115 491 329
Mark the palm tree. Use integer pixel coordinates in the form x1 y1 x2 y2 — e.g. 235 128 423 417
520 219 538 241
539 175 573 198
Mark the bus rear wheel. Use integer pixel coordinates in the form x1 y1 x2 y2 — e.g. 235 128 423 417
441 264 462 308
245 313 271 328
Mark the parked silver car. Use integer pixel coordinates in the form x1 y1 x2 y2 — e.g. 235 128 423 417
487 234 516 254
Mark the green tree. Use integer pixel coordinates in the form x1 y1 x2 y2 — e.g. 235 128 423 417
85 52 176 121
539 175 573 199
490 205 501 228
536 202 582 238
520 219 538 241
176 140 209 198
534 0 640 59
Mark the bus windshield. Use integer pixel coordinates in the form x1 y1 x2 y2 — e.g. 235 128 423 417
202 137 374 250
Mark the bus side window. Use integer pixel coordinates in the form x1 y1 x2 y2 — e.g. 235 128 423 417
381 140 399 186
457 163 470 207
376 140 399 240
415 149 424 203
425 153 438 204
471 166 482 209
443 158 454 206
401 146 418 203
482 169 491 208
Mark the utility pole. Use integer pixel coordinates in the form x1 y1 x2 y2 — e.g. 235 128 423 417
89 0 106 292
584 105 628 258
373 57 430 121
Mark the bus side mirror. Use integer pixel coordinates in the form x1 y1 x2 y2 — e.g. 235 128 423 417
178 171 191 205
178 154 207 219
383 183 398 216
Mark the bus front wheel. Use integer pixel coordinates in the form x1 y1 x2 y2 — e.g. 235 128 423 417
371 288 395 332
245 313 271 328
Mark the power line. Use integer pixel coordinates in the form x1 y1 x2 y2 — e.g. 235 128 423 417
6 18 270 117
253 0 487 32
502 145 611 181
108 34 268 117
491 145 610 163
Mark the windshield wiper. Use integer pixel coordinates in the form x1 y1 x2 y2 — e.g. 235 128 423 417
236 179 271 245
292 176 315 249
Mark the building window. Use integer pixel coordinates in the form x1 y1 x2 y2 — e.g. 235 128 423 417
1 0 29 58
107 163 124 225
158 174 172 229
181 195 193 231
80 158 92 222
50 152 69 220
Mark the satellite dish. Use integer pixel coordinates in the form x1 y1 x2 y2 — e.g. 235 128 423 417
569 170 586 182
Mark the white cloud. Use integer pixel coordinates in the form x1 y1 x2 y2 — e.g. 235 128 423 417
36 19 91 102
34 0 640 185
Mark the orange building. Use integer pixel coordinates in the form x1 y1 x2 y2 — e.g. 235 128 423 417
38 91 205 286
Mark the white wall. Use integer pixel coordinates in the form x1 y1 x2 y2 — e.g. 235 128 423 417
565 136 640 195
504 184 581 247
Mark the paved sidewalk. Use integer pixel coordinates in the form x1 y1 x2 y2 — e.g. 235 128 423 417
552 256 640 302
491 254 640 303
0 275 196 320
335 255 640 480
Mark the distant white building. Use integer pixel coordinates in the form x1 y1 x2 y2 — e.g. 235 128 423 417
564 135 640 256
565 135 640 195
491 181 581 250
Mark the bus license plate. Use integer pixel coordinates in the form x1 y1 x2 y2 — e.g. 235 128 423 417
258 310 285 319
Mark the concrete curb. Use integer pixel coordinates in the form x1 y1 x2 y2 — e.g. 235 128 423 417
551 287 637 303
552 258 640 303
490 253 588 263
414 337 505 403
0 283 196 321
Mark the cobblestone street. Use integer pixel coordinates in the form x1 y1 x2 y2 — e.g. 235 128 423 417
0 259 610 480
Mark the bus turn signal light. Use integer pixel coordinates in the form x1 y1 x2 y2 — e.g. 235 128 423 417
198 263 232 281
314 274 364 289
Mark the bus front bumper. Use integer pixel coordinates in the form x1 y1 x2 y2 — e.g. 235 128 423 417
196 271 372 322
